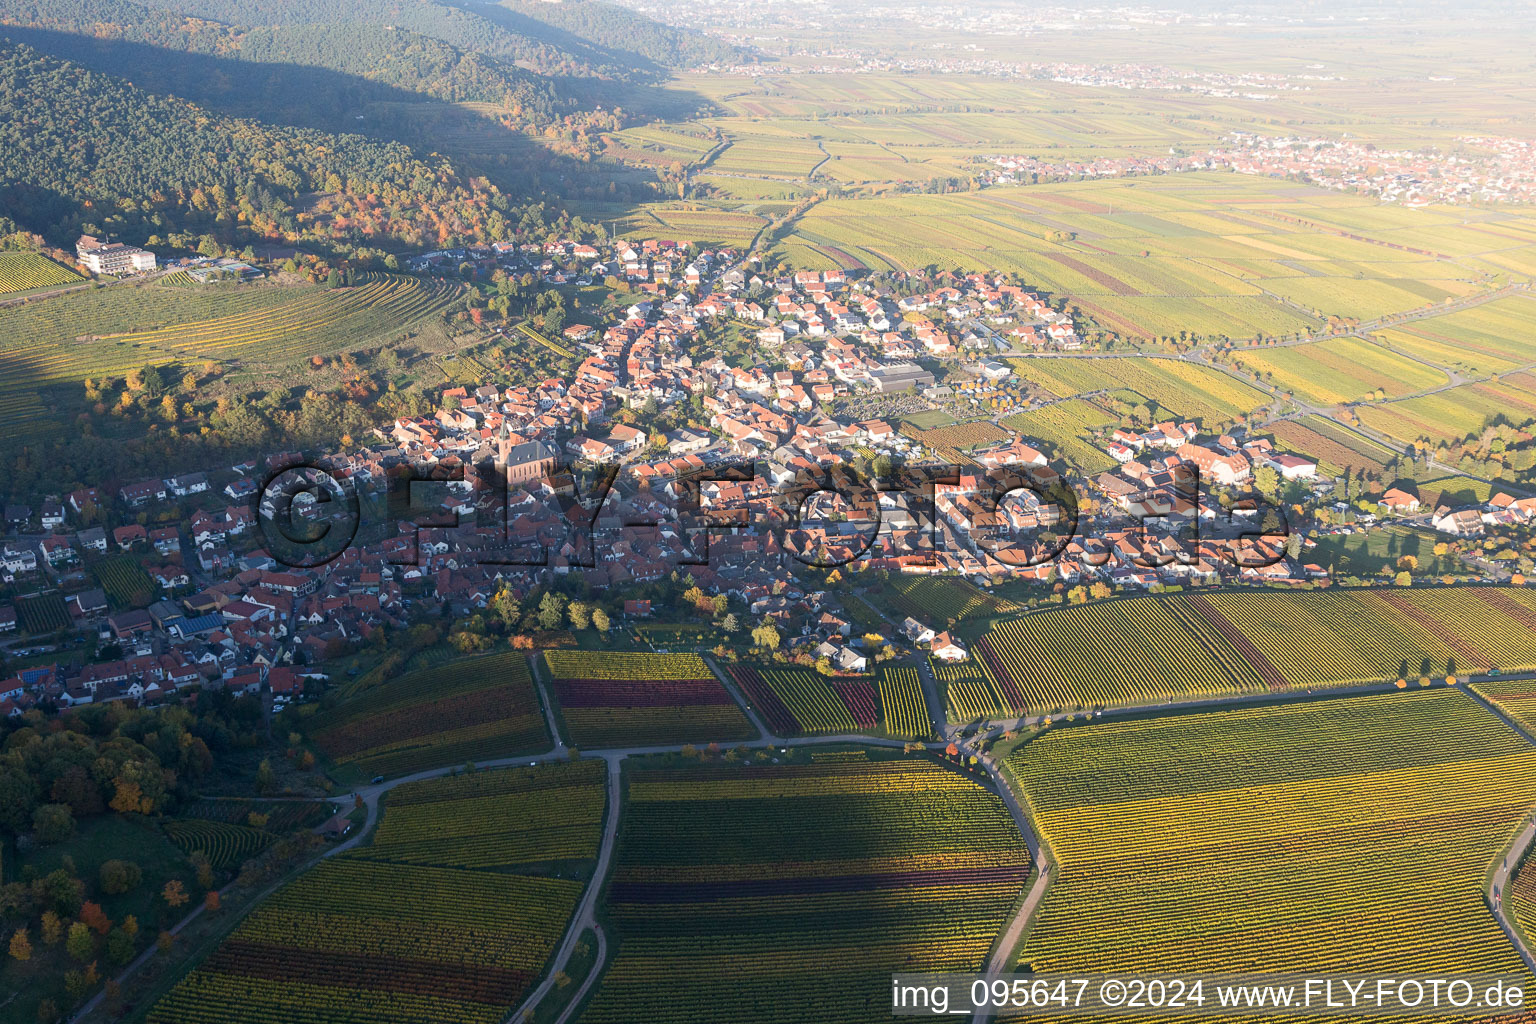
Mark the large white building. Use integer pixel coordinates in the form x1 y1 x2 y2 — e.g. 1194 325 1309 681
76 235 156 275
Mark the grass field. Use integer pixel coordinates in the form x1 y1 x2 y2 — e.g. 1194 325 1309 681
1004 690 1536 996
148 761 603 1024
581 754 1029 1024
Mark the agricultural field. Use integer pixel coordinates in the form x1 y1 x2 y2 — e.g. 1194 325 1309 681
1357 372 1536 446
1371 294 1536 376
711 134 827 179
902 419 1011 452
162 820 274 870
368 760 605 869
304 650 548 778
1266 415 1395 476
877 666 931 739
541 651 753 747
15 591 69 634
92 554 157 608
728 664 877 736
934 658 1015 723
1004 690 1536 992
1475 675 1536 741
1229 336 1450 405
1309 524 1459 579
974 588 1536 714
1000 399 1118 471
1009 356 1268 425
780 174 1518 336
148 762 602 1024
0 250 81 294
0 274 456 440
875 573 1019 626
177 797 332 833
580 754 1030 1024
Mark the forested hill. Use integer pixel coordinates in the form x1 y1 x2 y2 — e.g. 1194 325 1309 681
0 0 570 118
105 0 750 79
0 40 532 250
500 0 748 70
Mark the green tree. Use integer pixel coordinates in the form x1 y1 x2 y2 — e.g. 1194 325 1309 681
65 921 94 962
537 592 567 631
31 803 74 844
99 860 142 895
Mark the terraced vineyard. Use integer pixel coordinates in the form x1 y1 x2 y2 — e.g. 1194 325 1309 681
0 250 81 294
581 754 1030 1024
162 820 274 869
974 588 1536 714
1003 690 1536 1018
542 651 753 747
305 650 548 778
728 665 879 735
103 273 457 362
148 761 603 1024
0 274 456 438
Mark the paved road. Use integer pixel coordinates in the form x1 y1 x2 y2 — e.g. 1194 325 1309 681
506 754 622 1024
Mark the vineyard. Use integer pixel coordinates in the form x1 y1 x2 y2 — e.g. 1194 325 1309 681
901 420 1011 452
1008 356 1268 425
728 664 881 736
92 554 156 608
0 251 81 294
934 658 1015 722
102 273 457 363
15 592 69 634
1230 336 1448 405
148 762 603 1024
973 588 1536 714
878 667 931 739
581 755 1030 1023
1000 399 1118 471
1266 415 1393 476
541 651 753 747
305 650 548 778
368 761 605 869
178 797 332 832
162 820 274 869
1473 678 1536 741
1003 690 1536 1007
0 274 456 439
876 573 1018 625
